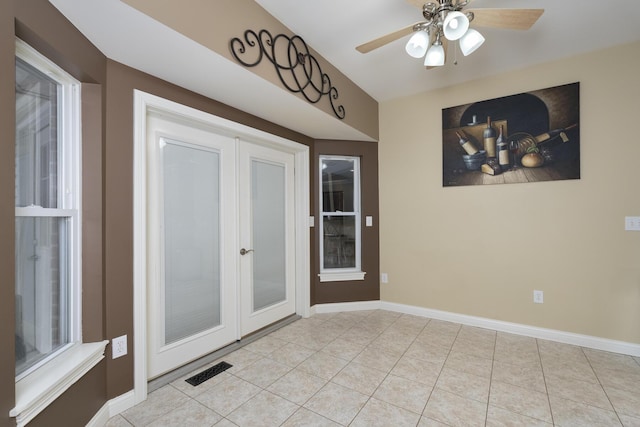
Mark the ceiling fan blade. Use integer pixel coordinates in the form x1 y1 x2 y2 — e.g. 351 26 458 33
356 23 420 53
405 0 425 9
468 8 544 30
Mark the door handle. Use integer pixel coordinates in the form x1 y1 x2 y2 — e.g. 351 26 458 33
240 248 254 255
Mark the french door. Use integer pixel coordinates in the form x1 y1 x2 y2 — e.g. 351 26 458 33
146 112 296 379
239 143 296 336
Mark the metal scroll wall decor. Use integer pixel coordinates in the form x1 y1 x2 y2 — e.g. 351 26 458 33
230 29 345 120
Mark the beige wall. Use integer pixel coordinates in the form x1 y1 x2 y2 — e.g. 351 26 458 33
379 41 640 345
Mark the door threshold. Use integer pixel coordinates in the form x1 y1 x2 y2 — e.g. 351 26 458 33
148 314 301 392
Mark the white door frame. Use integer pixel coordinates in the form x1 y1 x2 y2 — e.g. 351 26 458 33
132 90 310 404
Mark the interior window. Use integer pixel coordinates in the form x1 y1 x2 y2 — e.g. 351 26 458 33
319 155 364 281
15 42 80 379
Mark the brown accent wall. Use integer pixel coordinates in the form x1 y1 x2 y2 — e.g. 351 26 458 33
0 2 380 425
0 2 17 426
313 140 380 304
122 0 379 140
1 1 108 426
103 59 316 398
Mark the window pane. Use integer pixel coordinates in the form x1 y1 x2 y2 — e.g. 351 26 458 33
15 217 70 376
322 159 354 212
163 141 221 344
15 57 59 208
323 216 356 268
252 159 286 311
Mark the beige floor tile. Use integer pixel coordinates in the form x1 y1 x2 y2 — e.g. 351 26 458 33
423 388 487 427
494 334 541 367
213 418 238 426
596 366 640 393
219 348 262 374
146 398 222 427
233 357 291 388
390 355 442 387
266 341 316 367
339 325 381 346
618 413 640 427
121 385 190 426
444 350 493 378
303 382 369 425
373 374 432 414
604 385 640 418
489 380 552 423
491 359 546 393
281 408 341 426
541 357 599 384
435 367 490 403
486 404 552 426
195 376 261 416
352 345 401 373
297 350 350 380
549 394 622 426
369 332 415 356
243 335 288 355
267 367 327 405
118 311 640 427
418 416 451 426
404 340 450 367
584 348 640 373
545 374 613 411
351 398 421 427
537 340 587 363
415 330 457 350
451 337 495 359
105 415 133 427
227 390 298 427
423 319 462 335
320 337 366 361
331 361 388 395
171 370 232 398
457 325 497 342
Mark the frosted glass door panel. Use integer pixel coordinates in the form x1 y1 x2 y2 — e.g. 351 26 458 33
163 140 221 344
251 160 286 311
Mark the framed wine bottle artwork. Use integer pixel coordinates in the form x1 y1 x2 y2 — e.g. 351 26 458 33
442 82 580 187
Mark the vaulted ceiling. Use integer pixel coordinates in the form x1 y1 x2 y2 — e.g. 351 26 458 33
49 0 640 140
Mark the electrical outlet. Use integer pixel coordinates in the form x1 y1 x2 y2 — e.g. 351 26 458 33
112 335 127 359
533 290 544 304
381 273 388 283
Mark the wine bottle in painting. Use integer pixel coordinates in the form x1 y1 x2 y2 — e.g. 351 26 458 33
497 125 510 169
483 116 497 158
457 130 478 155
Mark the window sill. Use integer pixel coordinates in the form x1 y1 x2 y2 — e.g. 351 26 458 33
10 340 109 427
319 271 366 282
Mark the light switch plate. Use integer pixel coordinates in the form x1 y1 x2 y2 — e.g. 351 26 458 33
625 216 640 231
366 216 373 227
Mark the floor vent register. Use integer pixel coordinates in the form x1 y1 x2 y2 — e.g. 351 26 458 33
185 361 233 386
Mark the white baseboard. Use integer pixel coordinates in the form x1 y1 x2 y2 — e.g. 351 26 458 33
312 300 640 357
86 390 135 426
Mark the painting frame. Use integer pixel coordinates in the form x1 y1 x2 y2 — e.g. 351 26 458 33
442 82 580 187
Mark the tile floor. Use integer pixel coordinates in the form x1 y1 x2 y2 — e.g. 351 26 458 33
106 310 640 426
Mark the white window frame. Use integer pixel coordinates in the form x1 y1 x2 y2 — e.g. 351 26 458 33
11 38 107 427
318 155 366 282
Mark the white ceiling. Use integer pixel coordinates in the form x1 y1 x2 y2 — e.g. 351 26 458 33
48 0 640 140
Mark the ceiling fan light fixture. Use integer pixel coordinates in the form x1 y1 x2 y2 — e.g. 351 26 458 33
424 41 445 66
459 28 485 56
405 30 430 58
443 11 469 41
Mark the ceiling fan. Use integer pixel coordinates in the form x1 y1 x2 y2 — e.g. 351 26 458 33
356 0 544 67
